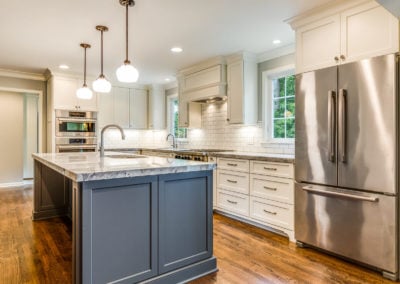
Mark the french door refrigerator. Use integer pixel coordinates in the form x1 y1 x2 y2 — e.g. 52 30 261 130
295 53 398 280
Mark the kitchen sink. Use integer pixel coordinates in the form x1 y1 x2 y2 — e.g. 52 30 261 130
105 154 147 159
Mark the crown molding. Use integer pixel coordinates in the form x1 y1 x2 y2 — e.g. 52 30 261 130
0 68 46 81
257 44 295 63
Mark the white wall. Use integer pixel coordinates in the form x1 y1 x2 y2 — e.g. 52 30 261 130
0 91 24 183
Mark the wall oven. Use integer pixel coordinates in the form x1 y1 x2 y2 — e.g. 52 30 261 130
55 110 97 153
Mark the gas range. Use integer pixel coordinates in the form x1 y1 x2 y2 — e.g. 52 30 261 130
173 149 231 162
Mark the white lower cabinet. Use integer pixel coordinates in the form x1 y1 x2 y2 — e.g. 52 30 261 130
216 157 295 242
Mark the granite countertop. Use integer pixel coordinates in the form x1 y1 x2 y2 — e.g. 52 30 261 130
208 151 295 163
32 152 216 182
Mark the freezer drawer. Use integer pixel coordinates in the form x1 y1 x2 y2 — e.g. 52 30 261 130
295 182 397 274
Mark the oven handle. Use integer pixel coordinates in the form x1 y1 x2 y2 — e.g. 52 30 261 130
302 185 379 202
57 117 97 123
57 145 97 150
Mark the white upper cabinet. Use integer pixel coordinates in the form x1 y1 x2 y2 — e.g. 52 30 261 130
290 0 399 74
226 52 258 125
178 76 202 128
129 88 148 129
49 75 98 111
148 84 166 130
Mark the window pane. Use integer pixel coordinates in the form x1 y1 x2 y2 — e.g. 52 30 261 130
278 77 285 97
272 79 280 98
286 75 295 96
273 119 285 138
273 98 285 118
286 118 295 138
286 97 295 118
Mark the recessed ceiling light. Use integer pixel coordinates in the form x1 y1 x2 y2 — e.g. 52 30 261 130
272 39 281 45
165 78 171 82
171 47 183 53
59 64 69 70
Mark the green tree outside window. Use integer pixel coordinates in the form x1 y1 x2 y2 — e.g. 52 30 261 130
272 75 295 139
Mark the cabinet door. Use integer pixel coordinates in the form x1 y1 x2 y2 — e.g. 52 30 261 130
113 87 130 128
295 15 341 73
97 93 114 129
227 60 244 124
53 77 79 110
130 89 148 129
148 85 166 129
341 2 399 64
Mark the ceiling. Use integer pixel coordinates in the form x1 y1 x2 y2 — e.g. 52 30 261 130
0 0 334 85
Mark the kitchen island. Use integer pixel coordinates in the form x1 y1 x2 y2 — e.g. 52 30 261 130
32 152 217 284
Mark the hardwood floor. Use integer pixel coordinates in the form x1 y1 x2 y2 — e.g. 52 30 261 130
0 185 397 283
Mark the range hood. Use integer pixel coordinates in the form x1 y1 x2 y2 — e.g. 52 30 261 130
377 0 400 18
178 57 227 104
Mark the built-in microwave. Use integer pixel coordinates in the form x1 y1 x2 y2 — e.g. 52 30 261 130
55 110 97 137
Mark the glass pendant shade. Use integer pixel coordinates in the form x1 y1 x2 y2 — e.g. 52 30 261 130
116 63 139 83
93 75 112 93
76 85 93 99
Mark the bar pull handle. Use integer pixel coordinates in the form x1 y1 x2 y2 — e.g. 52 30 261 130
263 209 277 215
227 200 238 204
328 90 336 162
227 163 238 167
302 186 378 202
263 167 277 171
263 186 277 191
339 89 347 163
227 179 238 184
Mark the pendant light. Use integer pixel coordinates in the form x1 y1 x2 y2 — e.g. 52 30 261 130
116 0 139 83
76 43 93 100
93 25 112 93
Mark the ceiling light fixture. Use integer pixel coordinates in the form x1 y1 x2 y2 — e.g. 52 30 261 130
59 64 69 70
273 39 281 45
93 25 112 93
116 0 139 83
76 43 93 100
171 47 183 53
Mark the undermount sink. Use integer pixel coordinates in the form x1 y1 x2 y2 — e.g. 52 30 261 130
105 154 147 159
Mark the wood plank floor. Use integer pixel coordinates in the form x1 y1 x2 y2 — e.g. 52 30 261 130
0 185 397 284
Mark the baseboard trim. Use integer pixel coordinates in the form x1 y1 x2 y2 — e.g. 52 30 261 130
0 180 33 188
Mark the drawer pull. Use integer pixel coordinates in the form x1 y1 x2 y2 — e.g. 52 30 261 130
227 199 238 204
264 167 277 171
227 163 238 166
227 179 238 184
263 186 277 191
263 209 277 215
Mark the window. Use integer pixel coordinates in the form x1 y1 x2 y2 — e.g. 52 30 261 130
263 65 295 142
167 94 187 139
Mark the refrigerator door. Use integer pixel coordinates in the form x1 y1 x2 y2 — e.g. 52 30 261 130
338 54 397 194
295 182 397 274
295 66 338 186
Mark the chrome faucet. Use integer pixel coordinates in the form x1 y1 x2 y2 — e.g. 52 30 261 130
100 124 126 157
166 133 177 149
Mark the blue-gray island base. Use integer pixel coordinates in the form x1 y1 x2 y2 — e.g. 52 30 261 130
32 152 217 283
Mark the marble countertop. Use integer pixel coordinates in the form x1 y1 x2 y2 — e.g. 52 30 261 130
208 151 295 163
32 152 216 182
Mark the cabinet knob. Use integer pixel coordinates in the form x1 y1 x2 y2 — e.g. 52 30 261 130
226 118 230 122
340 55 346 61
334 56 339 62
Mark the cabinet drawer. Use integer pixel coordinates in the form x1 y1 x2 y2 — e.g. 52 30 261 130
217 170 249 195
250 174 294 204
250 161 293 178
250 197 294 230
217 158 249 172
217 189 249 217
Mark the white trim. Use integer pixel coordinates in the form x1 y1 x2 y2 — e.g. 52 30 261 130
257 44 295 63
0 180 33 189
262 64 295 144
0 69 46 81
164 81 178 90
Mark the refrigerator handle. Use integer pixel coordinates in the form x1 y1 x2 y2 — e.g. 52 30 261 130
328 91 336 162
339 89 347 163
302 185 379 202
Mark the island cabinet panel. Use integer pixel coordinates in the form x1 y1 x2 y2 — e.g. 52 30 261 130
33 161 69 220
158 171 213 274
81 176 158 284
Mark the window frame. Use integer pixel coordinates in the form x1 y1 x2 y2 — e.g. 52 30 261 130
262 64 295 144
166 93 187 141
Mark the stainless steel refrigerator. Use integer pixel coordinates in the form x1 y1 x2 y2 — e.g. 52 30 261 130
295 53 398 280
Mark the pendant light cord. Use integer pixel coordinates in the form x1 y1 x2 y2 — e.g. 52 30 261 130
83 46 87 86
100 29 104 76
125 2 130 64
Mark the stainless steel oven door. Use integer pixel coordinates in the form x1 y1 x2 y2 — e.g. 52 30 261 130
56 144 97 153
56 117 96 137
